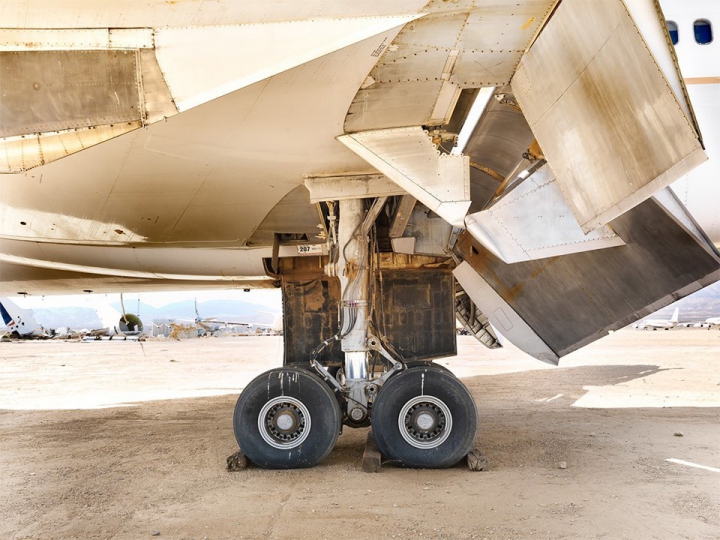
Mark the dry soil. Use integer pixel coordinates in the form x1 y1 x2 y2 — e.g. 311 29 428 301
1 330 719 540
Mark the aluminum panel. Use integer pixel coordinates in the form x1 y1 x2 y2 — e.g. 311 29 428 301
338 127 471 227
465 165 625 263
0 123 141 173
511 0 706 233
623 0 698 132
138 50 178 124
455 198 720 358
345 80 444 133
0 28 153 50
154 16 420 111
344 1 556 132
0 50 140 138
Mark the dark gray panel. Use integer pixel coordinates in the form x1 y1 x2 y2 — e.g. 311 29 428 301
378 269 457 361
282 276 343 367
0 50 140 137
280 263 456 366
456 199 720 357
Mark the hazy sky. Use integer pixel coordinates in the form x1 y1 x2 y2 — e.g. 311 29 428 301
12 289 282 312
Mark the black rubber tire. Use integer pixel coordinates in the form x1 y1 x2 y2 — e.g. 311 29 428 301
403 360 453 374
233 367 341 469
372 365 477 468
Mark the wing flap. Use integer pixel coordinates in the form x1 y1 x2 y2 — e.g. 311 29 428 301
511 0 706 234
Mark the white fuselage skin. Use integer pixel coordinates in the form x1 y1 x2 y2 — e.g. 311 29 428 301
664 0 720 249
0 0 717 294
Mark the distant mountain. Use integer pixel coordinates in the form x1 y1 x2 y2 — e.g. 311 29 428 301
647 282 720 322
1 299 279 332
31 307 102 329
3 283 717 333
110 299 279 325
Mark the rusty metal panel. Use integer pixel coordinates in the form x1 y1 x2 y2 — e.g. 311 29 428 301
456 198 720 358
378 269 457 361
282 277 343 367
0 50 140 137
281 258 456 365
511 0 705 233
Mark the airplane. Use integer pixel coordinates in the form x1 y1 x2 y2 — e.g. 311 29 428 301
0 296 143 339
1 0 719 469
193 300 275 336
635 307 681 330
0 297 47 338
703 316 720 328
85 301 144 339
167 300 278 336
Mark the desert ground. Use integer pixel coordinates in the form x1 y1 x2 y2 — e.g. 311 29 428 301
0 330 718 540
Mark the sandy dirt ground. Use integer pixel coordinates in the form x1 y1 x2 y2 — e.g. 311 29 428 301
0 330 719 540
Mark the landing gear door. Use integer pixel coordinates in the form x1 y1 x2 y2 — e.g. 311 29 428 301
511 0 705 234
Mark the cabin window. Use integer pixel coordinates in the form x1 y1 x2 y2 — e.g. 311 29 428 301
694 19 713 44
666 21 679 45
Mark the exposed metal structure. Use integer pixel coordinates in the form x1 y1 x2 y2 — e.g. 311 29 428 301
1 0 719 470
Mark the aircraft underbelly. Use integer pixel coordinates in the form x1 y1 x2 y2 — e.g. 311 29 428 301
671 84 720 248
0 28 402 246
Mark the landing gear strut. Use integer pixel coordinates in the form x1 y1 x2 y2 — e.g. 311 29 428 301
232 196 478 469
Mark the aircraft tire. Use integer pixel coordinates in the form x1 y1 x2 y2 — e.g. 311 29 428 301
372 365 477 468
403 360 453 374
233 367 341 469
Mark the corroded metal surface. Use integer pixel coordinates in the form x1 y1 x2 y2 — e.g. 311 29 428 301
377 268 456 361
344 0 556 132
282 276 343 366
279 254 456 364
0 50 140 137
455 198 720 358
512 0 705 233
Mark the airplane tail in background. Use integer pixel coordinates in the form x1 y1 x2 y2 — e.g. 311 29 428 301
0 297 44 336
671 307 680 324
95 305 122 335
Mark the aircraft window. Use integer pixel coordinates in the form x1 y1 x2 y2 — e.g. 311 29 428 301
666 21 679 44
694 19 713 44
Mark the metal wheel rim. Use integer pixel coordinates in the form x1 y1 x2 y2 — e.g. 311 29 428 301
397 395 453 449
258 396 311 450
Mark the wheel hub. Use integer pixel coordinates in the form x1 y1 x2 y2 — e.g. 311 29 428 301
398 395 453 449
258 396 311 449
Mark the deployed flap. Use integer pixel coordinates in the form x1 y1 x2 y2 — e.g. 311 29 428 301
338 127 471 227
511 0 706 234
455 198 720 360
465 164 625 263
454 262 558 364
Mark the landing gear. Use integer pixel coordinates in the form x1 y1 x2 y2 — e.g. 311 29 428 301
372 365 477 468
233 367 341 469
231 195 479 470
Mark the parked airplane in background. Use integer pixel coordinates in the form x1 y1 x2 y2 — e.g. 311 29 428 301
704 316 720 328
1 0 718 469
635 307 681 330
0 297 46 337
192 301 280 336
0 296 142 339
87 302 143 339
